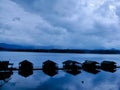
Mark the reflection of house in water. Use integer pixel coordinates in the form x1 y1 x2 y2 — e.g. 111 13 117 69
0 59 119 85
0 61 13 87
101 61 117 73
18 60 33 77
82 60 100 74
42 60 58 76
0 71 13 87
63 60 81 75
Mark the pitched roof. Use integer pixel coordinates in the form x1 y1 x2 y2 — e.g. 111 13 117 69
19 60 33 65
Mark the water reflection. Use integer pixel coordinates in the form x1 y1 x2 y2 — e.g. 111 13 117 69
0 60 118 83
0 71 13 87
1 52 120 90
0 61 13 87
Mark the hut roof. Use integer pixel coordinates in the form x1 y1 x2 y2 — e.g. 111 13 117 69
83 60 99 64
63 60 80 64
19 60 33 65
101 61 116 64
43 60 57 64
0 61 9 64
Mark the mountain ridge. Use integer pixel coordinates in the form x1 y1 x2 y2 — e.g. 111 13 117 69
0 43 60 49
1 43 120 54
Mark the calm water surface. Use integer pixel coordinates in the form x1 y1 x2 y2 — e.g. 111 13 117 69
0 51 120 90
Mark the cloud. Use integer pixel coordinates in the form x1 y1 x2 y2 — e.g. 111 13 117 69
0 0 69 46
0 0 120 49
14 72 120 90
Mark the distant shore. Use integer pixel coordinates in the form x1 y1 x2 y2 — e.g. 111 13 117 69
0 49 120 54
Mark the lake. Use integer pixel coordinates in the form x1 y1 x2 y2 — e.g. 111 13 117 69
0 51 120 90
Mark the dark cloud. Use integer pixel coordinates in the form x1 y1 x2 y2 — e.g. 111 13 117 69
0 0 120 49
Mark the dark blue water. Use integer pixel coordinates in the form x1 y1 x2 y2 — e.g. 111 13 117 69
0 51 120 90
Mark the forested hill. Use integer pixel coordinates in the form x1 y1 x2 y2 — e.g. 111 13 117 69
0 43 120 54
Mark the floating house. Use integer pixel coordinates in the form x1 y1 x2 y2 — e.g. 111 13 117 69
18 60 33 77
63 60 81 75
0 61 13 71
42 60 58 76
82 60 99 69
82 60 100 74
101 61 116 72
19 60 33 70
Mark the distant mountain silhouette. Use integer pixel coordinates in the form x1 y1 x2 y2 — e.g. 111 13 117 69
1 43 120 54
0 43 60 50
0 43 25 49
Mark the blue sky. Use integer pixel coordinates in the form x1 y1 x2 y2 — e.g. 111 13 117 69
0 0 120 49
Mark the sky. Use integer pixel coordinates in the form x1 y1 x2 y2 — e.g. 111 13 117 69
0 0 120 49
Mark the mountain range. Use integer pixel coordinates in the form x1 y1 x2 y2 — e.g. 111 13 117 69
0 43 59 50
1 43 120 54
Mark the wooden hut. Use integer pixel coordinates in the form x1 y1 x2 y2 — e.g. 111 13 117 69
101 61 116 72
18 60 33 77
63 60 81 75
0 61 13 70
82 60 99 70
42 60 58 76
19 60 33 70
82 60 100 74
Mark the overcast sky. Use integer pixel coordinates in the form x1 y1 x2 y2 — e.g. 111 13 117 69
0 0 120 49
